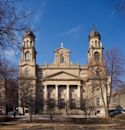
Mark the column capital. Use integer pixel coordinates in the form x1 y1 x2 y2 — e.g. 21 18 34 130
55 84 58 87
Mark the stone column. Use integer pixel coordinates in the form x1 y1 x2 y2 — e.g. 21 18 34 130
66 85 70 108
77 85 81 108
55 85 58 112
67 85 69 101
44 85 47 112
55 85 58 101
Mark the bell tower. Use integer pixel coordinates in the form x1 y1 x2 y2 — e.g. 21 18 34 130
88 30 104 65
19 30 37 78
18 31 37 113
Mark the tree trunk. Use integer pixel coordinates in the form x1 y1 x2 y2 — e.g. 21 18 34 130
29 112 32 122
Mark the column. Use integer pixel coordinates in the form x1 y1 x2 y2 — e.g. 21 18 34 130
77 85 81 108
55 85 58 111
66 85 70 108
44 85 48 101
67 85 69 101
44 85 47 111
55 85 58 101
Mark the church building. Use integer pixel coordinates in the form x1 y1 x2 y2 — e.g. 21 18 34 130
18 29 109 116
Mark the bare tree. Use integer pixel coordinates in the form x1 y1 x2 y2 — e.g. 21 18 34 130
6 80 18 113
35 84 43 114
25 91 35 122
0 58 18 114
19 78 36 122
105 48 125 110
80 97 95 119
18 79 28 115
0 58 18 113
0 0 32 56
46 99 55 121
65 101 70 121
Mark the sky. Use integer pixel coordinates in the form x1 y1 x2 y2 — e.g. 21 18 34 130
8 0 125 65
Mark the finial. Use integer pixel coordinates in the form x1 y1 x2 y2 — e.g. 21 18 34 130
61 42 64 48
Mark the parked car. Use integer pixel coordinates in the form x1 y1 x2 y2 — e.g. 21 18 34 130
121 110 125 114
8 111 17 118
109 109 125 117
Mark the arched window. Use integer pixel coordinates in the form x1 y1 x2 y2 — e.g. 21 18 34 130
60 54 64 63
94 52 99 61
25 68 30 77
25 51 30 61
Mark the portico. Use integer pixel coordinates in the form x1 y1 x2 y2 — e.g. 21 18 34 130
43 79 81 112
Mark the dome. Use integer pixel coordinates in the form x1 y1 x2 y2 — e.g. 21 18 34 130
89 30 101 39
23 30 35 39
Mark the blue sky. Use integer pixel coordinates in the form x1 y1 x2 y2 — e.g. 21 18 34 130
8 0 125 65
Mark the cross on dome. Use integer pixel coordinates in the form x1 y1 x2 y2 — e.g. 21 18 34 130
61 42 64 48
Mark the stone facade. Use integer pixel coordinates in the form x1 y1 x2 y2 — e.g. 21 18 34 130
19 30 109 116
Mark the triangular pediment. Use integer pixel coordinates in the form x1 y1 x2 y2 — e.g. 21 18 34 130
43 71 81 81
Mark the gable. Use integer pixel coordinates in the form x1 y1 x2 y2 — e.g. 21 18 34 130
44 71 81 81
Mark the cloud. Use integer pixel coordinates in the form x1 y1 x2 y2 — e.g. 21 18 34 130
59 26 81 37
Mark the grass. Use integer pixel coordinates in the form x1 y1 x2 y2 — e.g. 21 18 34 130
2 123 121 130
68 117 115 124
1 115 125 130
